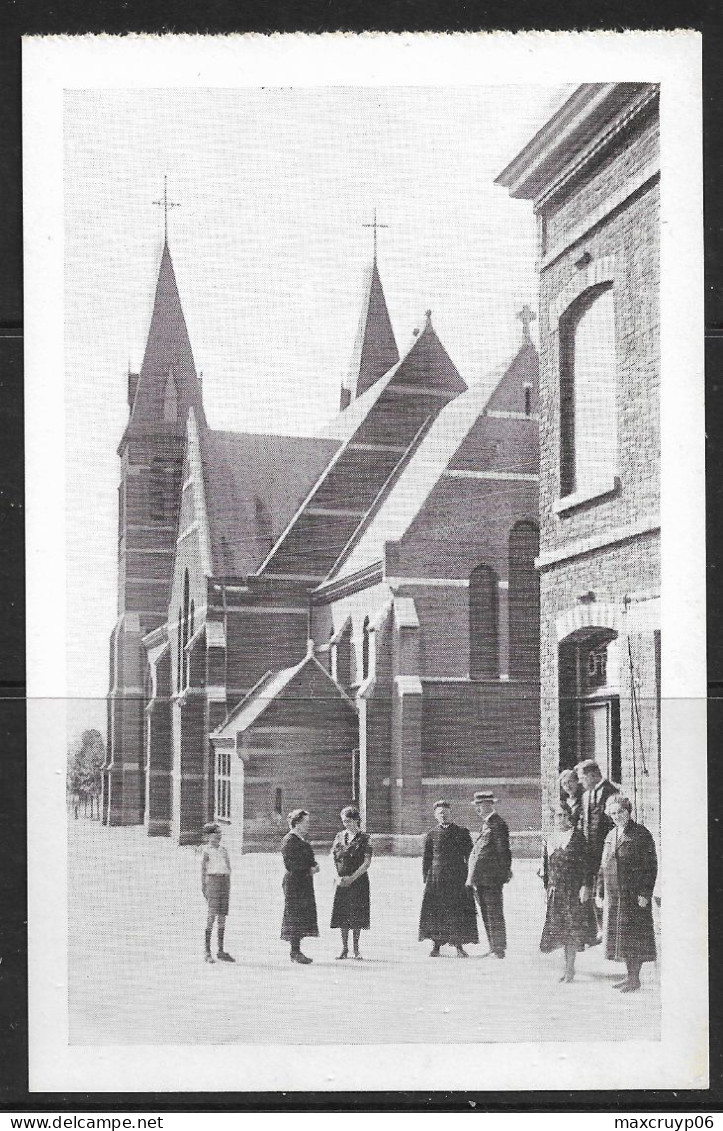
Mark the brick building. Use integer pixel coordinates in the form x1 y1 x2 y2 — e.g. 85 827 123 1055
497 83 661 845
106 237 541 852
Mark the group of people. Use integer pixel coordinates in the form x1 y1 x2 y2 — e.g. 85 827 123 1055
548 759 658 991
199 759 658 994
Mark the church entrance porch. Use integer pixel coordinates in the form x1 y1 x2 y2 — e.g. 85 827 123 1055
210 652 359 851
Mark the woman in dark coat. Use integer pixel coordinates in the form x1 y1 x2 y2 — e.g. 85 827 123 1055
540 807 598 982
330 806 372 960
281 809 319 964
597 794 658 993
559 768 584 829
419 800 479 957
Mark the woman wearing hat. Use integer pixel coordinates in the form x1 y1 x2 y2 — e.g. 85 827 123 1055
280 809 319 964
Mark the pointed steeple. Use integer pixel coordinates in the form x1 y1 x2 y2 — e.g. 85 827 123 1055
342 253 399 406
121 241 206 447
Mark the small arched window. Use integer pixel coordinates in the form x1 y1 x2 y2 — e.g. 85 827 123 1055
182 570 190 688
149 458 167 523
559 282 617 497
508 521 540 680
362 616 371 682
176 604 183 691
469 565 498 679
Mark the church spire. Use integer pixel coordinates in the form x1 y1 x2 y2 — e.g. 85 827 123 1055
341 222 399 408
121 240 206 448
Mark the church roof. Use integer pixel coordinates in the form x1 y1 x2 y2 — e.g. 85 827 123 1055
257 311 467 581
323 337 538 583
344 256 399 402
211 651 356 737
122 242 206 446
198 429 340 577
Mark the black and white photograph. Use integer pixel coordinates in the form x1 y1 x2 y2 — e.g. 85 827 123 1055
24 32 706 1093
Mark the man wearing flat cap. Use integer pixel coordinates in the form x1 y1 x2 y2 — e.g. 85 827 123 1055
466 791 513 958
419 800 479 957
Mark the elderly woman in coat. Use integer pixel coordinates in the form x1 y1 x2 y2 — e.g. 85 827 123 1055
596 794 658 993
281 809 319 964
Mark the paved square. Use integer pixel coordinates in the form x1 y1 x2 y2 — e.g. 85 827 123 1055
68 820 660 1045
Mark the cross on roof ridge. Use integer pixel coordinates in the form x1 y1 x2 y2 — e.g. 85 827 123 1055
517 303 536 341
362 209 390 258
152 175 181 244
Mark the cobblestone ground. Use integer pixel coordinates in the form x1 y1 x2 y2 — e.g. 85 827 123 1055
68 819 660 1045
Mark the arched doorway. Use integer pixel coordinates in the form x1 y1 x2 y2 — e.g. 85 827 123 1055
558 627 621 782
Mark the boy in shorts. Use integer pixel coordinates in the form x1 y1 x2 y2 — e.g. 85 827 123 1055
201 822 235 963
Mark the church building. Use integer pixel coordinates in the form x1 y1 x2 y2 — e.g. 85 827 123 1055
106 232 541 854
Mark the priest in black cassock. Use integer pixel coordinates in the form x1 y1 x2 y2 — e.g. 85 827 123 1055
419 800 479 957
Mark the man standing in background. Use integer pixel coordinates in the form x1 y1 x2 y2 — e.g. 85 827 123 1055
576 759 618 933
466 791 513 959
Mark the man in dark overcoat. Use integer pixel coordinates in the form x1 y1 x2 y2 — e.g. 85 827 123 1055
466 790 512 958
576 759 619 930
418 801 478 957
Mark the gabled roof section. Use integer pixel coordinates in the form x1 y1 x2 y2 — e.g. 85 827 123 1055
121 242 206 447
259 310 467 582
344 257 399 402
484 337 539 414
323 339 538 584
211 651 356 738
198 428 340 578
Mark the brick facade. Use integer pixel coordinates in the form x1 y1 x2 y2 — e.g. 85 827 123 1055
497 83 661 846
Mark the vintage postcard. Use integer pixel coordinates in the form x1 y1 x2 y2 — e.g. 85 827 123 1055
24 32 706 1092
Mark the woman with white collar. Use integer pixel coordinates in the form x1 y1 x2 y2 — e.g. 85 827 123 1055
540 806 597 983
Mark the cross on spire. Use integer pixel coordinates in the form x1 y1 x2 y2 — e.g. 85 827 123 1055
152 175 181 244
362 209 389 259
517 303 536 342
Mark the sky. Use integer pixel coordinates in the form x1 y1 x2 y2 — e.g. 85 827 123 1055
63 83 574 737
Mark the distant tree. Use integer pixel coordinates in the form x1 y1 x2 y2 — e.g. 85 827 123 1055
68 729 106 818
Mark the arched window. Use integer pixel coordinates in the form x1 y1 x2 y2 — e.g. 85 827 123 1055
149 458 166 523
176 605 183 692
361 616 371 682
469 565 498 679
182 570 190 688
188 599 195 684
559 283 617 497
508 521 540 680
336 621 352 688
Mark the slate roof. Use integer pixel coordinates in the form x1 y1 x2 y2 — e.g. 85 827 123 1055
211 652 356 737
260 311 468 581
199 429 340 577
324 339 539 583
122 242 206 445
